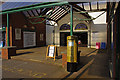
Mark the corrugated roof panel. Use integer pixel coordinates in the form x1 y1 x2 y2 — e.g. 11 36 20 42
52 8 65 20
49 7 61 18
55 7 69 21
1 2 40 11
23 11 30 17
32 9 39 16
28 10 34 16
51 8 63 20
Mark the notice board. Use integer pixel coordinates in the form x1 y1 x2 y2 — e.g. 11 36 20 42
23 32 36 47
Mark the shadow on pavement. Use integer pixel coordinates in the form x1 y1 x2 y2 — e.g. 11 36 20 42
75 49 110 79
61 72 74 80
61 50 96 79
85 49 97 56
56 55 62 59
87 49 110 78
61 49 110 79
13 52 33 56
76 50 97 71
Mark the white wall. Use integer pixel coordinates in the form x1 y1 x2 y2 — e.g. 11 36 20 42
58 12 90 28
46 25 54 45
46 11 107 48
88 11 106 24
54 26 60 46
89 12 107 48
57 12 91 47
46 12 91 47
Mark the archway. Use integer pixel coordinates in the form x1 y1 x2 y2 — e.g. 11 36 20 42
74 23 88 46
60 24 70 46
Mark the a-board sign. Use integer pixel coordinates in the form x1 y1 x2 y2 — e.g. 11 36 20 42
46 45 57 61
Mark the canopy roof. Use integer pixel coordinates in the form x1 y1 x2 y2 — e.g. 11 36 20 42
1 2 40 11
0 1 107 22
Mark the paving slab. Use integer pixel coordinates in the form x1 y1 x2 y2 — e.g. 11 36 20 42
2 46 111 79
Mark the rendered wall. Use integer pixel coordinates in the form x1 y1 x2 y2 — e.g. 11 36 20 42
46 25 54 45
55 12 91 47
46 11 107 48
89 11 107 48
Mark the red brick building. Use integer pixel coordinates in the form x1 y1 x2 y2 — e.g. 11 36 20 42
2 12 46 49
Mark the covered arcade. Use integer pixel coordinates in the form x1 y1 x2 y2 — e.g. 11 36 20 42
0 1 120 79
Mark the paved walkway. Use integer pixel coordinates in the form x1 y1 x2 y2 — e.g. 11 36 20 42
11 47 65 66
2 59 67 78
61 48 110 79
2 47 111 79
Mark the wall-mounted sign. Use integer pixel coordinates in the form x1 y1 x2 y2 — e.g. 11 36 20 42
40 33 44 41
23 32 36 47
68 41 74 46
15 28 21 40
46 45 57 61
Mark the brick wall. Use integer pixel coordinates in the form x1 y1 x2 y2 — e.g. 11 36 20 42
29 18 46 46
2 12 46 49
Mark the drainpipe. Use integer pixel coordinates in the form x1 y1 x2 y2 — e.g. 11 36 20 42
7 13 9 46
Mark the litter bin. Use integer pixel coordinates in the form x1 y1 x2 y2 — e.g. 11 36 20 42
96 42 100 49
101 42 106 49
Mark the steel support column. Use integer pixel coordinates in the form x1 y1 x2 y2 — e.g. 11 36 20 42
7 13 9 46
70 5 73 36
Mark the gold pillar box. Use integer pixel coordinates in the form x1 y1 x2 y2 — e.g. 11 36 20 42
67 36 78 63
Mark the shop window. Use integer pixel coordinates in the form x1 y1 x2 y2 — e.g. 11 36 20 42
75 23 88 30
60 24 70 30
40 34 44 41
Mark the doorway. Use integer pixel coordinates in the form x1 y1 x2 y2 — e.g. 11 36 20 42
74 32 88 47
60 32 70 46
60 32 88 46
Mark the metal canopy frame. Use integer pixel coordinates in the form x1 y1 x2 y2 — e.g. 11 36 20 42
1 1 70 46
1 1 108 46
0 1 69 14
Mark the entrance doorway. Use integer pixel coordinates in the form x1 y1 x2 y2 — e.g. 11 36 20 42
60 32 88 46
60 32 70 46
74 32 88 47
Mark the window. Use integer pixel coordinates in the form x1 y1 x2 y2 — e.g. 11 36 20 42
60 24 70 30
75 23 88 30
40 34 44 41
15 28 21 40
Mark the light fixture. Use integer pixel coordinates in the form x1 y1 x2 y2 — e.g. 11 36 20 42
31 26 35 29
24 25 27 28
68 22 70 25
